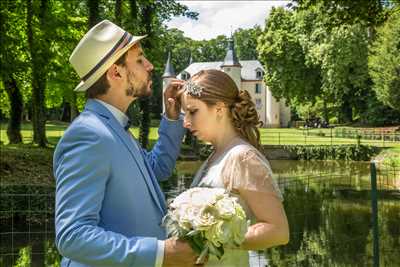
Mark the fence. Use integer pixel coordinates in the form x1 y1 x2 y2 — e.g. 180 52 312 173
260 128 400 147
266 162 399 267
1 123 399 148
0 163 399 266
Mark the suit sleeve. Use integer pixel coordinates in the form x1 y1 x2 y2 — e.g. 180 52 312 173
142 115 185 181
53 124 158 267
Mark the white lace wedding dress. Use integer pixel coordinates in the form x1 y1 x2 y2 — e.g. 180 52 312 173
191 138 283 267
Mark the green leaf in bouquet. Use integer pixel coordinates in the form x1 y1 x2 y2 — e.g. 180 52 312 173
208 243 224 260
185 236 203 255
192 232 206 249
187 229 201 237
196 244 210 265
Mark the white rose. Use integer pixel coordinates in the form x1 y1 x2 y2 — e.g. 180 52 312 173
214 197 237 219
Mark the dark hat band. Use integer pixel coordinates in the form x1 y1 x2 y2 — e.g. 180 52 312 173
81 31 133 82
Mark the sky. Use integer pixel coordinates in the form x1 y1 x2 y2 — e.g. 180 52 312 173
165 0 291 40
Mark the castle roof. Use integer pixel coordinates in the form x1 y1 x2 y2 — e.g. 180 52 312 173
221 39 241 67
162 51 175 78
178 60 264 81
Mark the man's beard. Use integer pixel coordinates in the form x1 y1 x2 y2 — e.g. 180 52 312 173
125 71 151 98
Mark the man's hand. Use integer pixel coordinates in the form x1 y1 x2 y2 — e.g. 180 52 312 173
163 237 200 267
164 79 185 120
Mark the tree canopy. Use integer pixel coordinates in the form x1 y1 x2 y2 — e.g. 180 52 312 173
257 1 400 124
369 8 400 111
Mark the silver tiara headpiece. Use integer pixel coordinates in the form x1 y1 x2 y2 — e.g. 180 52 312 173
183 80 204 97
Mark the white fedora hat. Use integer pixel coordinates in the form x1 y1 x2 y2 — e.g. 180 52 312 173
69 20 146 92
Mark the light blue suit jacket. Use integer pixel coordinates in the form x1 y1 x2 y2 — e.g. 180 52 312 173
53 99 185 267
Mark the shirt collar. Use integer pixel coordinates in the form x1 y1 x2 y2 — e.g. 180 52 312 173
94 99 129 128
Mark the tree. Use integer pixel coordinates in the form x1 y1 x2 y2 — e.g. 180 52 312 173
1 0 198 147
88 0 100 28
291 0 388 27
369 9 400 111
114 0 122 25
0 0 28 144
44 0 87 123
257 7 321 105
27 0 52 147
137 0 154 149
234 26 262 60
123 0 198 148
258 4 376 123
300 14 370 122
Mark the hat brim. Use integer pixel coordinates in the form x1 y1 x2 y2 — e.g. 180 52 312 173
74 35 147 92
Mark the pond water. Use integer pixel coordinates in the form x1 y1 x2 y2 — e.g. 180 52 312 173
1 160 399 266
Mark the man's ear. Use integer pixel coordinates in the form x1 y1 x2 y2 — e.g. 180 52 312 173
106 64 124 82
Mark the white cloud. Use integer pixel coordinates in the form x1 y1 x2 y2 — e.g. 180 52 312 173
166 1 290 40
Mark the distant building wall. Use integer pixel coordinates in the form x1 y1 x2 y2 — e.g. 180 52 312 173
279 99 291 128
266 87 280 127
241 80 267 126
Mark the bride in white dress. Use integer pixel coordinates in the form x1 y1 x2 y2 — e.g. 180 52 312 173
181 69 289 267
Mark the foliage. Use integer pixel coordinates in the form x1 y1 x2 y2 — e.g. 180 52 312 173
234 26 262 60
291 0 390 27
369 9 400 111
283 145 379 161
44 240 62 267
257 7 321 104
0 0 32 116
14 246 31 267
257 2 400 124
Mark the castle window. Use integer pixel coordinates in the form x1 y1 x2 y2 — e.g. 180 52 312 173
256 70 263 79
255 83 261 94
255 99 262 110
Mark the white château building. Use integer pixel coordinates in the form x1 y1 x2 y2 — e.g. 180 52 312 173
162 39 291 128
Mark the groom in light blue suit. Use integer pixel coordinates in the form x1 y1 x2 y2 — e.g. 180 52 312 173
53 20 197 267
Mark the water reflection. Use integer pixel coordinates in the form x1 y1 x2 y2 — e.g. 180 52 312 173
1 160 398 266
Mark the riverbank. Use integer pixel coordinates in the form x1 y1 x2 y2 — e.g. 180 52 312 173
1 144 398 185
373 146 400 166
0 144 54 185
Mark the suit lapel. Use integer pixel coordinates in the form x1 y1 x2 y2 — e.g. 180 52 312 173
85 100 164 213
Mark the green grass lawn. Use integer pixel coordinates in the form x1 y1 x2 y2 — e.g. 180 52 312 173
1 122 399 148
0 122 160 146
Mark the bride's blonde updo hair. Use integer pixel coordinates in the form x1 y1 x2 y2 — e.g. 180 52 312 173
186 69 263 151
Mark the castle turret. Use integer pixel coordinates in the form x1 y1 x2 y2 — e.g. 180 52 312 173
162 51 175 113
221 38 242 88
189 53 193 65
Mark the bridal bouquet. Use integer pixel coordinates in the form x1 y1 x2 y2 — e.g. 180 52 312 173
162 187 249 264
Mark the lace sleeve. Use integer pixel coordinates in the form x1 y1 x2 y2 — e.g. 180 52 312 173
221 147 283 201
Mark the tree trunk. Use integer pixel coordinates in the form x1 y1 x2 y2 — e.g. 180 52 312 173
340 95 353 123
27 0 48 147
139 98 150 149
322 98 329 123
137 2 154 148
115 0 123 25
0 1 23 144
4 76 23 144
31 68 48 146
88 0 100 28
70 93 79 122
129 0 138 26
60 99 71 122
